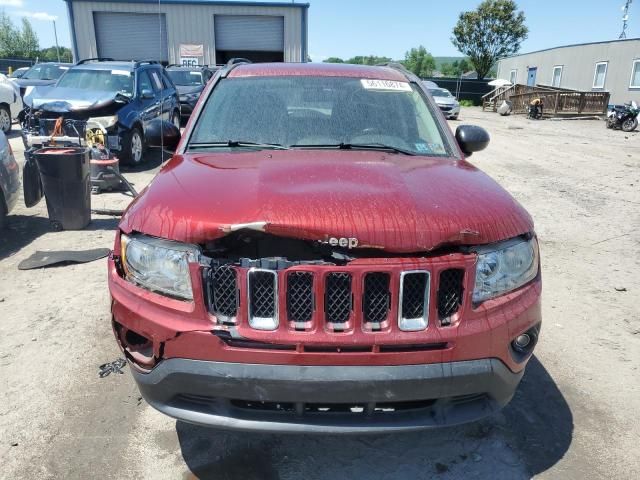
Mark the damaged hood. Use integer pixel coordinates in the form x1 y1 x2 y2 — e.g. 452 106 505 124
24 86 129 112
120 150 534 252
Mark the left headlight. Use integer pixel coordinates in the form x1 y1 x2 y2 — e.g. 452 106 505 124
88 115 118 130
121 234 200 300
472 237 539 303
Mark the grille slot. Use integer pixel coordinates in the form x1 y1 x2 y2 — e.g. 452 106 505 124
437 269 464 323
210 265 238 322
363 272 391 326
248 269 278 330
287 272 314 325
325 273 352 325
398 271 430 331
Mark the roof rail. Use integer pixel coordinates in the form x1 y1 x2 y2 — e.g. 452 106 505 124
226 58 252 66
134 60 160 68
76 57 114 65
220 58 252 78
376 61 421 82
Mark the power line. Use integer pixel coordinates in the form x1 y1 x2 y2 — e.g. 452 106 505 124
619 0 633 39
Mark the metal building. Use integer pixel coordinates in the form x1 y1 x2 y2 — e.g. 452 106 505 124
64 0 309 65
496 38 640 104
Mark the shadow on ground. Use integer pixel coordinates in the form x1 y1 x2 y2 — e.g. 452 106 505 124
0 213 119 261
176 356 572 479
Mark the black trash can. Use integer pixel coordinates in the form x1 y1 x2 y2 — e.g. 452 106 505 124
33 147 91 230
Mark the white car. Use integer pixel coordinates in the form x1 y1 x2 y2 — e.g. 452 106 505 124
429 87 461 120
0 77 23 134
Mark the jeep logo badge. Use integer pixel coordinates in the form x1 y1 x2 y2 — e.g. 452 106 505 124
320 236 359 249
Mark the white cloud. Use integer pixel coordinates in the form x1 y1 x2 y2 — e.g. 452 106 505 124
16 11 58 22
0 0 24 7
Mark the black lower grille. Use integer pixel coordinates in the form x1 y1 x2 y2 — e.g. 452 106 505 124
325 273 352 324
287 272 314 323
363 273 390 324
401 272 428 319
437 269 464 321
210 265 238 319
249 271 276 318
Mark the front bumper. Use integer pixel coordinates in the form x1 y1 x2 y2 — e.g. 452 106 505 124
438 104 460 118
132 357 522 433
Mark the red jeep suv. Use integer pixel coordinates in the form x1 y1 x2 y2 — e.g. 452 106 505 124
108 62 541 433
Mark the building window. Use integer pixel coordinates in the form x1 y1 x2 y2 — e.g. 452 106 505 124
509 69 517 84
552 65 563 87
631 59 640 89
593 62 608 89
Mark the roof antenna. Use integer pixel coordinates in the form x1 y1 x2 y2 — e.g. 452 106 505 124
619 0 633 39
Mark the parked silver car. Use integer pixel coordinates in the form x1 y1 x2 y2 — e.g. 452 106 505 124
429 87 460 120
0 131 19 228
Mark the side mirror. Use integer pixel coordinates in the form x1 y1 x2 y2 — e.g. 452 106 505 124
140 89 154 100
455 125 490 156
146 119 181 151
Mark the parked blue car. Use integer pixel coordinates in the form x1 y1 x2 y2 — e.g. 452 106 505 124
22 59 181 165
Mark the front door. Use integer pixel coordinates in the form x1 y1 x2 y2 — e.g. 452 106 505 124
527 67 537 86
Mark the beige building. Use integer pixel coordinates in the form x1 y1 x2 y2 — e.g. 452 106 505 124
64 0 309 65
496 38 640 104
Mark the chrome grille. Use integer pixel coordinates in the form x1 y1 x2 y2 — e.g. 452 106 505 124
325 273 352 324
209 265 238 322
363 272 390 325
248 269 278 330
287 272 314 324
398 271 430 331
437 269 464 323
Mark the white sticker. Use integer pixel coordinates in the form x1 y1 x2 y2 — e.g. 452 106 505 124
111 70 131 76
361 79 412 92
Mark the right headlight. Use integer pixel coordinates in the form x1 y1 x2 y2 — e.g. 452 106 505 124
472 237 539 303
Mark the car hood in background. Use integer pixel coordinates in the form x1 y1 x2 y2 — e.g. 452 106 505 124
434 97 459 106
24 87 130 113
176 85 203 96
120 150 534 253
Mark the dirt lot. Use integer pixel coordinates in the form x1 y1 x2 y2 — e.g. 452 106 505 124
1 107 638 479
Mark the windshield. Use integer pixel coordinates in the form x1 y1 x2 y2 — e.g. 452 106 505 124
167 70 203 86
190 76 450 156
23 64 68 81
56 69 134 97
430 88 453 98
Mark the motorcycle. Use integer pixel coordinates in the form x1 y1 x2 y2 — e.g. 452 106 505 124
606 101 639 132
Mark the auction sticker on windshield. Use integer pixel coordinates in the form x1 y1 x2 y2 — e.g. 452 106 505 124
361 79 412 92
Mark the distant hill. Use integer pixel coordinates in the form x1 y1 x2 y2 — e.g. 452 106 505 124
434 56 468 69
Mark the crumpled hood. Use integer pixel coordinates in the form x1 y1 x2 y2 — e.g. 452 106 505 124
24 86 129 112
120 150 534 252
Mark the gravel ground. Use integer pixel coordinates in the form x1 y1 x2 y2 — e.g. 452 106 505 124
1 108 638 479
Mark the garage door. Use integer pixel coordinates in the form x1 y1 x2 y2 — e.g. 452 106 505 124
94 12 168 62
214 15 284 52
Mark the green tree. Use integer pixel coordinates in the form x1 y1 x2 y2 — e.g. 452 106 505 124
18 18 39 59
402 46 436 78
452 0 528 79
346 55 392 66
441 58 474 77
39 46 73 63
0 12 21 57
324 57 345 63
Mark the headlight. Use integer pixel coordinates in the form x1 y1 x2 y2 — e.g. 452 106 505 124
181 93 199 102
472 237 539 303
121 234 200 300
88 115 118 130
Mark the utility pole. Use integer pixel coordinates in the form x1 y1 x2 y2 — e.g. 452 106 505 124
619 0 633 39
53 20 61 62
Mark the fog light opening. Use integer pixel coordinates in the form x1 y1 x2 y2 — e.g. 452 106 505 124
510 325 540 361
514 334 531 350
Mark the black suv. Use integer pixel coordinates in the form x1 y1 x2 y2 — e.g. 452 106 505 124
166 65 218 119
22 59 180 165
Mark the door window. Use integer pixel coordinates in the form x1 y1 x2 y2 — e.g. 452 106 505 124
150 70 164 91
137 70 153 96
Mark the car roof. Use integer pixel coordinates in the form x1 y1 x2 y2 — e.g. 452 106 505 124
30 62 73 67
71 61 161 71
228 62 409 81
167 65 210 70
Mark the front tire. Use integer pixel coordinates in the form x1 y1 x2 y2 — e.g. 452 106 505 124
0 105 12 134
622 117 638 132
121 126 145 165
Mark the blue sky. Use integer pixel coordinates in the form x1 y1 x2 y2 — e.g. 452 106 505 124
1 0 637 58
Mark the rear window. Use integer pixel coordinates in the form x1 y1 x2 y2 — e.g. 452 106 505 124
190 76 450 156
167 70 203 86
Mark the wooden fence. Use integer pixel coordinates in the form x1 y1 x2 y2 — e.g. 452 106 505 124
509 90 610 115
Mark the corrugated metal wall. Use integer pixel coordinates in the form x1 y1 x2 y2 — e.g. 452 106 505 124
496 39 640 104
70 1 305 64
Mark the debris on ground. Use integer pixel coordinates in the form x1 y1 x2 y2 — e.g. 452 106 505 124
18 249 111 270
98 358 127 378
614 287 628 292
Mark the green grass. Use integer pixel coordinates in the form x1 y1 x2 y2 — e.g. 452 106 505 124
459 100 475 107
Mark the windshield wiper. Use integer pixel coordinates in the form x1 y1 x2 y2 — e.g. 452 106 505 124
290 143 416 156
189 141 289 151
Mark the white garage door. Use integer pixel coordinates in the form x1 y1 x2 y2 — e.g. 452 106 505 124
94 12 168 62
214 15 284 52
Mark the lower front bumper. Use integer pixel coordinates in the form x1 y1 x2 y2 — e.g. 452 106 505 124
132 358 522 433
